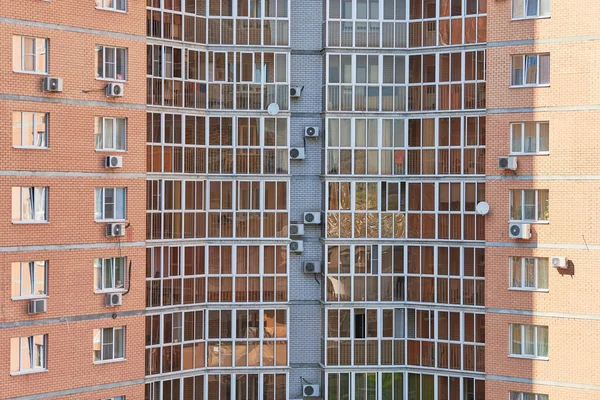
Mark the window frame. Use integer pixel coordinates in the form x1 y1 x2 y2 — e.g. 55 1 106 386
509 189 549 223
95 0 127 13
94 116 127 151
511 0 551 20
12 111 49 149
11 261 48 300
509 391 549 400
509 256 549 291
94 257 127 293
509 324 549 359
12 186 48 223
510 54 550 88
510 121 549 155
10 334 47 375
95 45 128 81
94 187 127 222
13 36 48 74
93 326 126 363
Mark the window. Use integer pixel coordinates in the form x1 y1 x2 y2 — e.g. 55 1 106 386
93 327 125 362
510 257 548 290
95 188 127 221
511 122 549 154
511 54 550 87
95 117 127 150
510 392 549 400
94 257 126 291
12 112 48 148
106 397 125 400
512 0 550 19
11 261 48 299
510 324 548 358
510 189 549 222
10 335 47 374
95 0 126 12
12 36 48 73
96 46 127 80
12 187 48 222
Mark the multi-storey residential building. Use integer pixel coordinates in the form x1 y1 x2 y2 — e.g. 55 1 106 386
2 0 600 399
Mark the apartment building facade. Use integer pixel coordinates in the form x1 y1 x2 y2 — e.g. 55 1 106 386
0 0 599 399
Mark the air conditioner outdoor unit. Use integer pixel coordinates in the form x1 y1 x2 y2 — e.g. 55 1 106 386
290 224 305 236
106 223 126 237
105 293 123 307
42 77 63 92
550 256 567 269
28 299 47 314
498 156 517 170
509 223 531 239
305 126 320 138
105 155 123 168
302 384 320 397
304 212 321 225
106 83 124 97
290 147 306 160
290 86 303 98
302 261 322 274
290 240 304 253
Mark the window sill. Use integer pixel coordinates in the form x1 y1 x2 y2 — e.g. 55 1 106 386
509 152 550 157
13 70 48 76
510 84 551 89
96 78 128 83
95 149 127 153
10 369 48 376
95 219 128 223
12 295 48 301
508 288 549 293
12 221 49 225
509 355 549 361
95 289 127 294
95 7 127 14
509 220 549 225
93 358 127 365
511 16 551 21
13 146 50 150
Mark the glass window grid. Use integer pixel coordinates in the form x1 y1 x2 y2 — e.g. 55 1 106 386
12 36 48 74
509 189 549 222
146 245 288 308
509 324 549 359
509 257 549 291
144 372 288 399
10 335 47 374
510 54 550 87
146 114 289 174
95 187 127 221
325 181 485 240
11 261 48 299
94 257 127 292
93 326 126 362
510 391 549 400
96 45 128 81
325 244 484 305
146 0 289 46
324 0 487 48
510 121 549 155
147 47 289 110
95 116 127 151
324 308 484 371
12 112 48 148
12 186 48 222
96 0 127 12
511 0 551 19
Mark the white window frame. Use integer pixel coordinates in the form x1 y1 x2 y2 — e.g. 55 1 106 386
11 261 48 299
12 187 48 223
95 117 127 151
93 326 126 363
512 0 551 20
509 257 548 291
510 189 549 223
96 45 127 81
94 187 127 221
510 122 549 155
509 324 549 359
94 257 126 292
511 54 550 87
95 0 127 12
10 335 47 375
13 36 48 74
12 112 49 149
510 391 549 400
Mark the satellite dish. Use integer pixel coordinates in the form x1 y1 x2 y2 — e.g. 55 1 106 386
267 103 280 115
476 201 490 215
